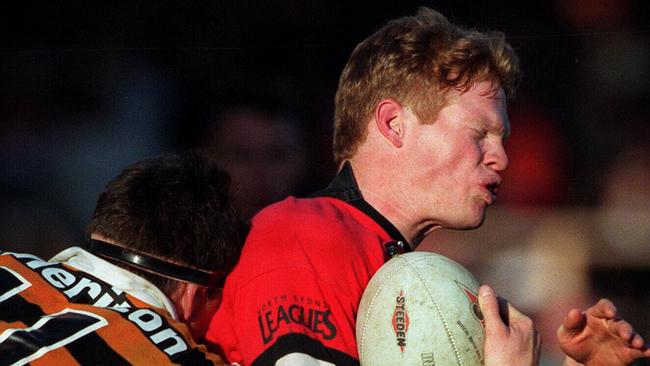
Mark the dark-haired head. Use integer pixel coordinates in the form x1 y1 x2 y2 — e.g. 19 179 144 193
87 151 245 305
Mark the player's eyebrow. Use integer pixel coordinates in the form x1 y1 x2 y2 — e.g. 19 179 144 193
487 93 506 101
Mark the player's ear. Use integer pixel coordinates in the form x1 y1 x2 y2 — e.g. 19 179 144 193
170 283 221 340
170 282 199 322
374 99 404 148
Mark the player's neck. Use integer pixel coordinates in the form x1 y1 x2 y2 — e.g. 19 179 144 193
349 158 434 246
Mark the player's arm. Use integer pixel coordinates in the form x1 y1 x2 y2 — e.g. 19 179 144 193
206 267 359 366
478 285 541 366
558 298 650 366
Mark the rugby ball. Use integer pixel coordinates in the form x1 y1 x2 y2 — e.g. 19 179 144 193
356 251 485 366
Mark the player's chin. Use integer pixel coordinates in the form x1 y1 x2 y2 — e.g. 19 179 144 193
455 207 487 230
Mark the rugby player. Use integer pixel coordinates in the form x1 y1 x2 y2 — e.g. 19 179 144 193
0 152 245 365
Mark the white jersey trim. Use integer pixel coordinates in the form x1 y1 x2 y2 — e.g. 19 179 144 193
50 247 178 319
275 353 336 366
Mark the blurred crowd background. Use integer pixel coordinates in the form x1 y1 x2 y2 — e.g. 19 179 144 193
1 1 648 364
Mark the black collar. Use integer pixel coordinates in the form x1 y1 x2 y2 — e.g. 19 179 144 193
310 161 412 251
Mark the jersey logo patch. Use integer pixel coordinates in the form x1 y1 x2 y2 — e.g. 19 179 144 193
256 294 337 345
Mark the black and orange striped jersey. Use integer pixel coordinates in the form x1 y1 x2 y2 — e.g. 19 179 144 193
0 249 225 365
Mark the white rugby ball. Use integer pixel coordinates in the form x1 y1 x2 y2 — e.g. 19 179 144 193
356 251 485 366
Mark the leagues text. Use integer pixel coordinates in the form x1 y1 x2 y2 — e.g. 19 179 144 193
258 303 337 344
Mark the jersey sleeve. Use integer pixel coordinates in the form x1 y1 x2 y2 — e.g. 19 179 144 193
207 266 360 366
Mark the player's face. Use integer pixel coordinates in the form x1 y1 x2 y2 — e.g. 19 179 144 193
401 81 509 231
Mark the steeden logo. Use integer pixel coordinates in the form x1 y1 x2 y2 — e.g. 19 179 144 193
454 281 484 325
392 290 409 352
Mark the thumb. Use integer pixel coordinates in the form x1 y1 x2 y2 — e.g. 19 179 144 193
479 285 505 337
560 308 585 335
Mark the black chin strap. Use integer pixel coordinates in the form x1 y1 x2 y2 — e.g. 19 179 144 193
85 239 226 288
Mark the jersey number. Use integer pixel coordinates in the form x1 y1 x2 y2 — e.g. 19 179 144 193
0 266 109 365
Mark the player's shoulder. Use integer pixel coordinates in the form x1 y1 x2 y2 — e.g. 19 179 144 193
252 196 365 231
243 195 385 261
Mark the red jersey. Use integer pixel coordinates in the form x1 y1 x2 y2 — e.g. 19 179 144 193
206 162 410 365
0 249 224 365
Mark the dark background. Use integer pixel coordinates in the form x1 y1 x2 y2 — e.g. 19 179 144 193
1 1 649 362
2 0 648 235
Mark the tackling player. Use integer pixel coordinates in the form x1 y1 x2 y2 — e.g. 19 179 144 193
0 152 245 365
